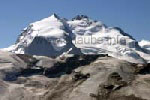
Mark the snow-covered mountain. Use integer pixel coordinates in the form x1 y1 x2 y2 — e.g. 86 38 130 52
2 14 150 64
139 40 150 52
3 14 81 57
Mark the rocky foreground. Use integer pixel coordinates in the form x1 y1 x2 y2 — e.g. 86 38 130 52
0 50 150 100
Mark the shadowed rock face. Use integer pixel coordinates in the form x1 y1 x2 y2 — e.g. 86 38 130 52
24 36 82 57
72 15 89 20
24 36 57 57
0 51 150 100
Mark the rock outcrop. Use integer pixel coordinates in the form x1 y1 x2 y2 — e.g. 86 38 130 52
0 50 150 100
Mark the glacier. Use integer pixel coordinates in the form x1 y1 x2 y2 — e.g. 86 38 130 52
2 14 150 64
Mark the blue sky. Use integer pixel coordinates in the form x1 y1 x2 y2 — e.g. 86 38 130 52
0 0 150 48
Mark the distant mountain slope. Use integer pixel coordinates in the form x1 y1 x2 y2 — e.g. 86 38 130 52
139 40 150 51
2 14 150 64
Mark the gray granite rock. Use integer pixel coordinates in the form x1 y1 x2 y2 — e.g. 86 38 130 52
0 51 149 100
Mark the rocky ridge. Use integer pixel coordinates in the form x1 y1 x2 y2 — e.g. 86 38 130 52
0 50 150 100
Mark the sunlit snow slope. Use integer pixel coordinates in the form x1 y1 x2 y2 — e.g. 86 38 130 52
2 14 150 64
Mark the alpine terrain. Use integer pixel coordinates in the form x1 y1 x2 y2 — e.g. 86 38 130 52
2 14 150 64
1 14 150 100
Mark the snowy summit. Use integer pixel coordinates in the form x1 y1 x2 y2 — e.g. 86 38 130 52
2 14 150 64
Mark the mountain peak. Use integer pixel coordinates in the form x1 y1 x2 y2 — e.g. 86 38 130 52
50 13 60 19
3 14 150 64
72 15 89 20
